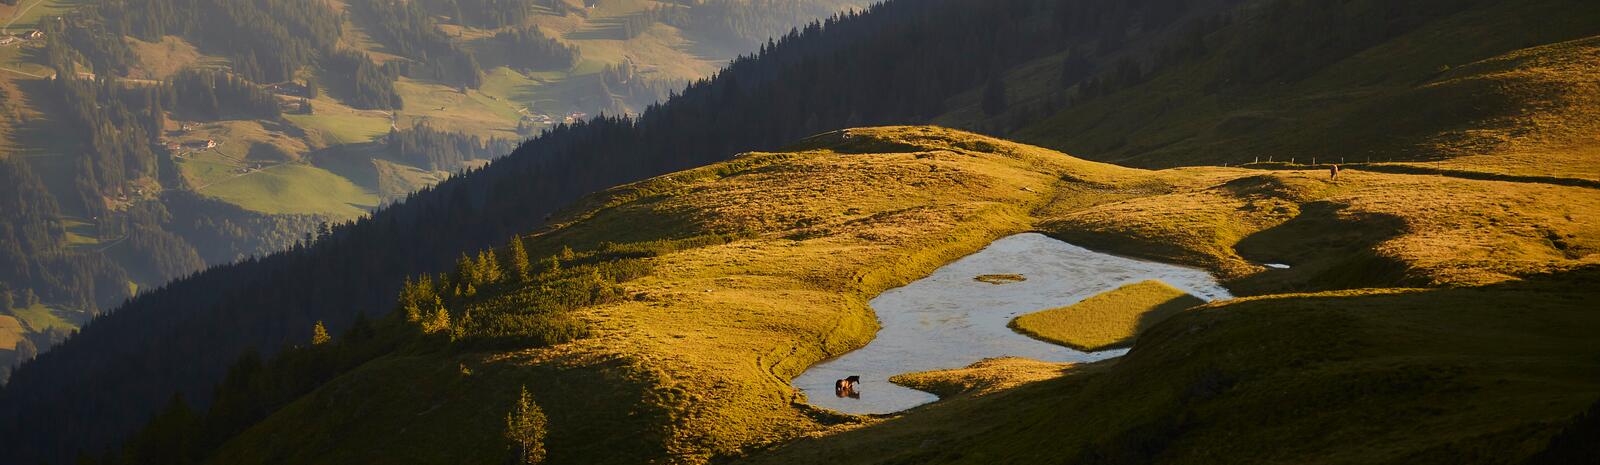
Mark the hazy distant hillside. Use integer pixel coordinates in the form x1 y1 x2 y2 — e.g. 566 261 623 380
0 0 859 382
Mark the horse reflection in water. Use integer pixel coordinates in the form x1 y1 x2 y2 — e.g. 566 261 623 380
835 375 861 399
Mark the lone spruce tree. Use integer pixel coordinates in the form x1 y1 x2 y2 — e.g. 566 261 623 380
505 385 548 464
311 321 331 345
508 236 532 283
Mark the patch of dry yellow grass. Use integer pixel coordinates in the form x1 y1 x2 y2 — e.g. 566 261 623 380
0 314 22 350
1009 280 1205 351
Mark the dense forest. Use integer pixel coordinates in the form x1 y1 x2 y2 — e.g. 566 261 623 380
327 50 405 111
321 49 404 110
164 70 283 121
45 13 137 77
352 0 484 89
0 159 132 316
96 0 343 83
0 0 1272 462
46 77 163 218
492 25 582 72
385 122 519 171
596 60 684 115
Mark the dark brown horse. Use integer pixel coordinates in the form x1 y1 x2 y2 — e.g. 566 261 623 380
835 375 861 398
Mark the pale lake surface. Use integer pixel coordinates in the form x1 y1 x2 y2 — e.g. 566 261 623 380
792 233 1233 414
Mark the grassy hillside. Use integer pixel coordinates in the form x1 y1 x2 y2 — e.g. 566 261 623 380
192 126 1599 464
745 274 1600 465
1007 0 1600 186
203 126 1140 464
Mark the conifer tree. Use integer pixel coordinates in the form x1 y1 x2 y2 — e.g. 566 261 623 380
454 254 475 293
14 337 37 362
403 301 423 323
147 96 166 144
477 250 502 284
504 385 548 464
508 236 532 283
423 306 451 334
310 321 331 345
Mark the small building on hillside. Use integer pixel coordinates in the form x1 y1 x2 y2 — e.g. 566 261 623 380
182 139 218 150
22 30 44 40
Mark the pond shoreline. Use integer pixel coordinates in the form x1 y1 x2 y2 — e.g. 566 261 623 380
792 233 1233 415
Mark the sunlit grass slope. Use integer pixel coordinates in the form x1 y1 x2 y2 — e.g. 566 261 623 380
1010 280 1204 351
208 126 1600 465
1014 0 1600 185
195 163 379 218
207 127 1147 465
0 315 21 351
1041 167 1600 295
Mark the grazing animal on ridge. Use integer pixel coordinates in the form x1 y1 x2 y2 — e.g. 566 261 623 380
835 375 861 398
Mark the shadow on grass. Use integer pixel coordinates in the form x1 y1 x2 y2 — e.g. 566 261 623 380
1229 201 1411 295
738 265 1600 465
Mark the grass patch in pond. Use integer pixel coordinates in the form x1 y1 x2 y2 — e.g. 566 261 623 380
1010 280 1205 351
974 274 1027 285
890 357 1075 398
